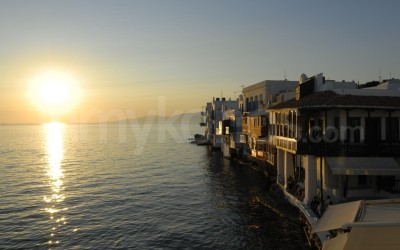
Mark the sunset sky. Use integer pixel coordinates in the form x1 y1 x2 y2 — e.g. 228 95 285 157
1 0 400 123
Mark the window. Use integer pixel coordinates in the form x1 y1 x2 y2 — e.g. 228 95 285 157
317 118 324 138
387 117 400 142
358 175 367 186
309 119 315 138
365 117 381 142
334 117 340 130
347 117 361 143
326 116 340 141
301 119 308 138
262 116 267 126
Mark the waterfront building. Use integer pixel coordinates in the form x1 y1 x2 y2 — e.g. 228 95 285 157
239 80 297 162
221 109 242 158
201 97 238 149
268 73 400 204
240 80 298 112
199 105 207 127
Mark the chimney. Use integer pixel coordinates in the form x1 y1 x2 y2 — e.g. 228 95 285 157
296 77 315 100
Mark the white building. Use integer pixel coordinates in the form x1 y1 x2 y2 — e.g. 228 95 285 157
240 79 297 161
221 110 242 158
268 73 400 204
239 79 298 112
202 97 238 149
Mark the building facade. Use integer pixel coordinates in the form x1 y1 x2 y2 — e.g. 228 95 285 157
240 80 298 113
202 97 238 149
240 80 297 162
221 110 242 158
268 73 400 204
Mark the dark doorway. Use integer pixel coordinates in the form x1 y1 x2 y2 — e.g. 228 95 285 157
365 118 381 143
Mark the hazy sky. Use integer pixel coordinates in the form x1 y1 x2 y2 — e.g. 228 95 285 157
1 0 400 123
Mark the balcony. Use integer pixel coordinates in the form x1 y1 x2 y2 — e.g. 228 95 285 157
242 124 267 137
299 140 400 157
251 126 267 137
242 123 250 135
273 136 400 157
274 136 297 153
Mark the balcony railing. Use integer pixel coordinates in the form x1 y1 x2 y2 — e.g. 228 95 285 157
273 136 400 157
299 140 400 156
275 136 297 153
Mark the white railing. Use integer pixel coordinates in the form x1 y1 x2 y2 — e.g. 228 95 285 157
267 152 275 165
273 136 297 152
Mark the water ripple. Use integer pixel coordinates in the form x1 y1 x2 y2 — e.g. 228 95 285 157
0 124 310 249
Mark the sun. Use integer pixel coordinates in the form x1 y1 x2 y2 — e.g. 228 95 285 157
27 70 83 115
38 77 70 106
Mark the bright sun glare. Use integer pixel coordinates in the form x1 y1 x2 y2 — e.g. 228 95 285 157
27 70 83 115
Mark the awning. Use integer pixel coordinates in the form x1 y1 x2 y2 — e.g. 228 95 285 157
322 232 349 250
312 200 361 233
340 227 400 250
325 157 400 175
359 203 400 223
323 227 400 250
318 199 400 249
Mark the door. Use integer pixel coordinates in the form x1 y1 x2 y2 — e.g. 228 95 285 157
365 118 381 143
365 117 381 154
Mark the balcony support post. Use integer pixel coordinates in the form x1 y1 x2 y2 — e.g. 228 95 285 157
319 157 324 202
294 110 299 139
303 155 317 204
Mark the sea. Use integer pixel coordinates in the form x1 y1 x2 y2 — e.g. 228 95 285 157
0 122 310 249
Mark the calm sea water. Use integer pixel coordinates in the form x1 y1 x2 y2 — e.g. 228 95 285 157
0 123 309 249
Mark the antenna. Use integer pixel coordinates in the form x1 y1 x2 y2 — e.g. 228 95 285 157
284 69 287 80
234 89 243 98
379 69 382 82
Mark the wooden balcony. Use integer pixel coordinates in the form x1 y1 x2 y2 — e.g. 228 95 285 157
298 140 400 157
251 126 267 137
273 136 400 157
242 123 250 135
242 124 267 137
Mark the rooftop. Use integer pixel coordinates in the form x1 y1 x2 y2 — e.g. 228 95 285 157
269 90 400 110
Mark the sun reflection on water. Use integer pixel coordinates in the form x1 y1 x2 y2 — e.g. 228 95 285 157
44 122 65 202
43 122 66 246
